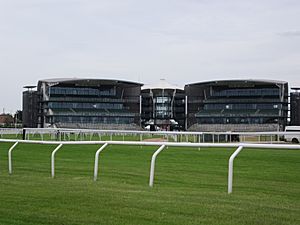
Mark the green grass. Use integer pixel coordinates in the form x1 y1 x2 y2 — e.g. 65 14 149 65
0 142 299 225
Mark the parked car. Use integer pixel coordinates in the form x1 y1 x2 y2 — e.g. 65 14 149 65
284 126 300 143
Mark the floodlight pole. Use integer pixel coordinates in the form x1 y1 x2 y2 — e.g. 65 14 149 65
228 145 243 194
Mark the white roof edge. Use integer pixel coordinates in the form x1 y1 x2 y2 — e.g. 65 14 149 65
186 79 288 86
38 78 143 86
142 79 184 90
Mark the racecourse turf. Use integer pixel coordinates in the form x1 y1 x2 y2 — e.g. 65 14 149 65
0 142 299 225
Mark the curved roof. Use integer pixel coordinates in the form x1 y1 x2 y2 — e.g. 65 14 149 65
142 79 183 90
186 79 288 87
38 78 143 86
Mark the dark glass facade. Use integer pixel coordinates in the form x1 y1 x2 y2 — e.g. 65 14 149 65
22 90 39 128
185 80 288 131
290 89 300 126
141 88 185 130
32 79 142 129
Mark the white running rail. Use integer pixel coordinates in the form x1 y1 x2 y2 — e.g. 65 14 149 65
1 139 299 194
3 127 300 144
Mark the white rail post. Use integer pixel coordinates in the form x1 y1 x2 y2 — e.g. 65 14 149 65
140 134 143 149
149 145 166 187
51 144 63 178
8 142 19 174
228 145 244 194
271 135 273 144
94 143 109 181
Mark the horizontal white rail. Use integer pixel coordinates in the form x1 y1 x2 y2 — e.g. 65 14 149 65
2 127 300 137
1 139 300 149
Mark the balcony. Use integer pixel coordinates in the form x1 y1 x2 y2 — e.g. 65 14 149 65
47 109 139 117
195 109 282 118
203 98 285 104
45 97 140 103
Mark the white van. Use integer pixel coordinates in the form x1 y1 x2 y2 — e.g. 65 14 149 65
284 126 300 143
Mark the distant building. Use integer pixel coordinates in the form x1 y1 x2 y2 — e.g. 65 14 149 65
23 78 142 130
141 79 185 131
185 80 288 132
0 114 14 127
290 88 300 126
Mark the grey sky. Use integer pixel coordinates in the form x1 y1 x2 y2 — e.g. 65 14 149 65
0 0 300 113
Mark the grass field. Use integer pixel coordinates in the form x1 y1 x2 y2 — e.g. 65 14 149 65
0 142 299 225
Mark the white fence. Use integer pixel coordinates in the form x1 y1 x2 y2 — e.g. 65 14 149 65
1 138 299 194
1 127 300 143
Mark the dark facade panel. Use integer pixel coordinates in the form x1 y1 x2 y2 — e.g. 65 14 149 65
22 90 39 128
291 90 300 125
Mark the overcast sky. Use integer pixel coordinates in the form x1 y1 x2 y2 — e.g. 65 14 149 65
0 0 300 113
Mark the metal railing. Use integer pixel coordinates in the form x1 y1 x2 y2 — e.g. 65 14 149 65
2 128 300 144
1 138 299 194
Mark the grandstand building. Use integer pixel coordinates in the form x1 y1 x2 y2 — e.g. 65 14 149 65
141 79 185 130
23 78 142 129
23 78 291 131
185 80 289 132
